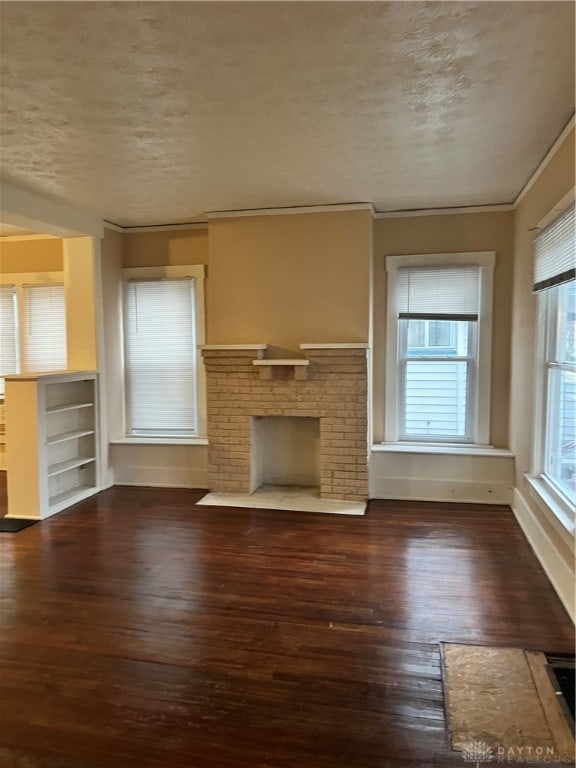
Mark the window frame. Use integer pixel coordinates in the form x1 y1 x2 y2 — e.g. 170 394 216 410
397 318 477 442
531 274 575 533
385 252 495 446
120 265 206 441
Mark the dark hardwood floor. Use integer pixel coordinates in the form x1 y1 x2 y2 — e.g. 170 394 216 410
0 487 573 768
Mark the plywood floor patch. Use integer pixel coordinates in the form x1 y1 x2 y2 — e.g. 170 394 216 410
442 644 574 763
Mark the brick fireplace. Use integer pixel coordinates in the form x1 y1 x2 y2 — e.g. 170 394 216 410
200 344 369 502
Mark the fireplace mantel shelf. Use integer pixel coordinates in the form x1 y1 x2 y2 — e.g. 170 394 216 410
252 359 309 366
200 344 268 351
252 358 309 381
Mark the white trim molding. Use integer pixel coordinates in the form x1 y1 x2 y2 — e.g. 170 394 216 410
110 452 209 490
120 264 207 440
5 113 572 235
384 251 495 446
373 443 513 458
106 221 208 234
373 115 573 219
102 221 124 233
529 193 576 534
526 475 575 537
512 486 575 623
374 204 514 219
111 436 208 446
369 449 514 505
205 202 374 220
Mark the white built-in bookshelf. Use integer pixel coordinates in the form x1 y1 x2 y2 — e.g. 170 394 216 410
5 371 99 519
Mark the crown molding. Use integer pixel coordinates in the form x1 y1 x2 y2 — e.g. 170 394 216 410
102 116 574 232
374 203 514 219
102 220 124 232
514 114 575 208
106 203 511 228
104 220 208 233
205 202 374 220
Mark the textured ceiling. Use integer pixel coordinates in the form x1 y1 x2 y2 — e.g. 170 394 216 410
1 2 574 226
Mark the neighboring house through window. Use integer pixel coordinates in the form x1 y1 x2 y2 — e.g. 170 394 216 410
385 252 495 445
531 200 575 525
122 265 206 439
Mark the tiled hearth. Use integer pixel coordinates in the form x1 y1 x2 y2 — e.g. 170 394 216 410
196 486 366 515
200 344 369 502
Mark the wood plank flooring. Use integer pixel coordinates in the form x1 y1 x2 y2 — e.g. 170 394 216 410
0 487 573 768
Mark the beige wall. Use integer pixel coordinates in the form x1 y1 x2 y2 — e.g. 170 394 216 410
207 210 372 355
123 228 208 268
372 211 514 447
101 226 209 486
63 237 98 370
511 127 575 488
0 237 63 273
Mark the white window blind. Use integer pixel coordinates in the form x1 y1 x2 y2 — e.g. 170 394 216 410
124 278 198 435
396 266 480 319
22 284 67 372
0 285 18 396
534 204 576 292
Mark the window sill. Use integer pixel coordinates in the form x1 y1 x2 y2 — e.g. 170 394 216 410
526 474 575 536
110 437 208 446
373 442 514 457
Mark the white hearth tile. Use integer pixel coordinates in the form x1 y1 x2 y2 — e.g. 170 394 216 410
196 485 365 515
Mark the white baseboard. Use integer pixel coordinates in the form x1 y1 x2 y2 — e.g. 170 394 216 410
369 475 513 504
101 465 115 491
112 465 208 489
512 487 575 623
369 450 514 504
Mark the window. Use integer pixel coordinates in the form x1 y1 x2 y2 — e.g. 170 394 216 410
122 266 206 439
0 277 67 396
385 253 495 445
22 284 67 372
0 286 18 395
533 203 575 512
